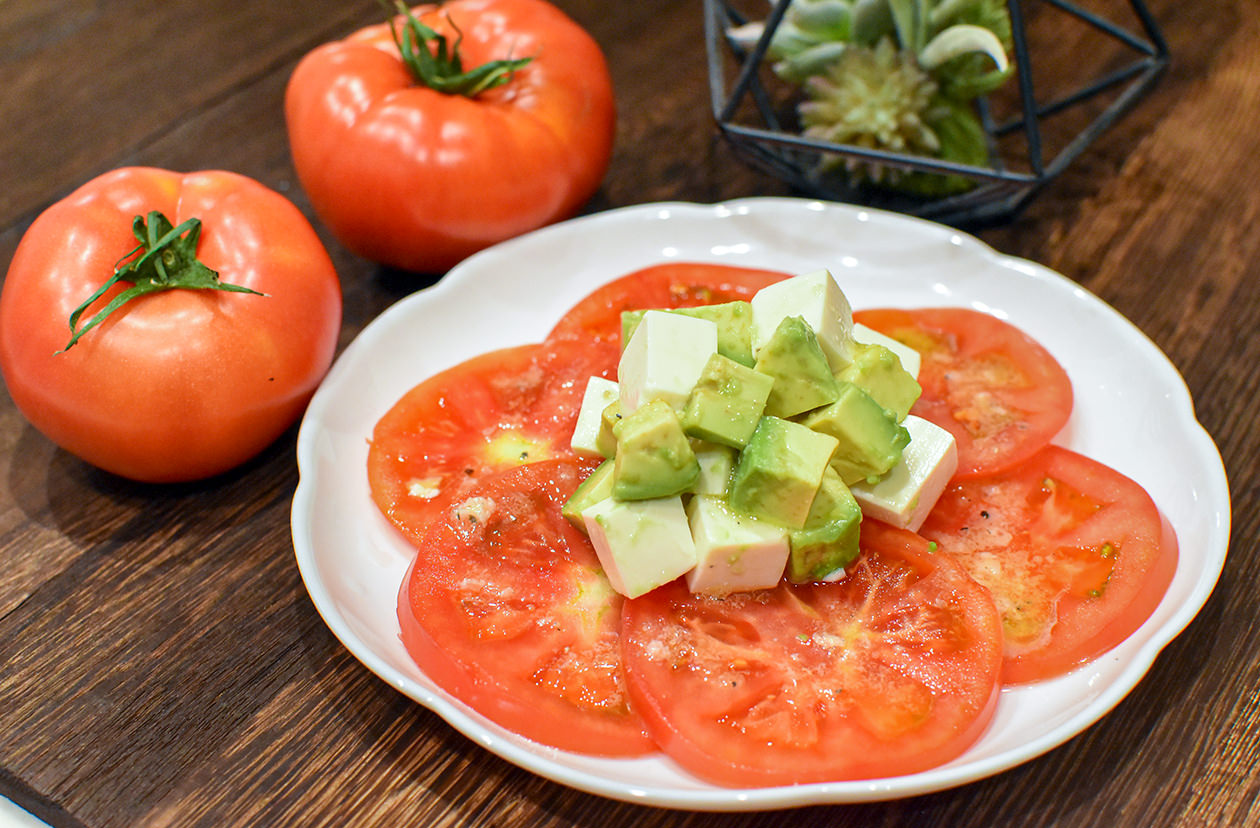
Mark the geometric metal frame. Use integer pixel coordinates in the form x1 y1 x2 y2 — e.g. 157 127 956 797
704 0 1169 225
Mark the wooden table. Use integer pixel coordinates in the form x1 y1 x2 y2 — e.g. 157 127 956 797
1 0 1253 825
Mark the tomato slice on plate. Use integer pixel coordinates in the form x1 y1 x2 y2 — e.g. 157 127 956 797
620 521 1003 786
854 307 1073 478
919 445 1178 684
397 460 655 756
545 262 788 377
368 339 603 542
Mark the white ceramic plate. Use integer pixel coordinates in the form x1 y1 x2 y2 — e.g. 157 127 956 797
291 198 1230 810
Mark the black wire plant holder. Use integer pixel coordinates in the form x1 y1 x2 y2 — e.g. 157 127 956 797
704 0 1169 226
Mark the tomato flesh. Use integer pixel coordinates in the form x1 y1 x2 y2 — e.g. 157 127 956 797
919 445 1177 683
368 341 600 542
398 461 654 755
620 521 1003 785
854 307 1073 478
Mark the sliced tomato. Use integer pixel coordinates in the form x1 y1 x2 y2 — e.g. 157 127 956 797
368 339 605 542
919 445 1177 684
854 307 1073 478
544 262 788 378
620 520 1002 786
397 460 655 756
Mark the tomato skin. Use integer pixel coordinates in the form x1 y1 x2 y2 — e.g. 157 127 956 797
620 521 1003 786
919 445 1178 684
854 307 1073 478
398 460 655 756
285 0 615 273
0 167 342 483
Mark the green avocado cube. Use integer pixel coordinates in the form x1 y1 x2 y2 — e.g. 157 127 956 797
728 416 838 529
612 400 699 500
754 315 840 418
680 353 775 448
596 398 624 459
787 466 862 582
561 460 614 531
837 341 922 422
622 301 756 367
801 382 911 485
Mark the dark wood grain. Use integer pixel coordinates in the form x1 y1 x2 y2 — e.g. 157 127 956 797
1 0 1255 825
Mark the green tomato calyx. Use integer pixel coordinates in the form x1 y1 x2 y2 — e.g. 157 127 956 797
59 211 263 353
385 1 533 96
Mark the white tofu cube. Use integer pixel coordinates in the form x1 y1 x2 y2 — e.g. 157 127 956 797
582 495 697 598
618 310 718 414
850 415 957 531
691 442 737 495
685 495 789 595
751 269 855 369
570 376 619 457
853 322 921 379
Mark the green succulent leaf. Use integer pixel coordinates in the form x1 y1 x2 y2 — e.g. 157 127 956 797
935 52 1013 99
775 41 852 83
919 24 1008 73
851 0 897 45
886 0 929 53
930 0 1013 47
787 0 853 41
894 99 990 195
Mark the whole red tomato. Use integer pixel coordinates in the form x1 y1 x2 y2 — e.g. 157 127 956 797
284 0 616 273
0 167 342 483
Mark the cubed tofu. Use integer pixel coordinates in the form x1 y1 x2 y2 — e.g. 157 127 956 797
850 415 958 531
618 310 718 414
570 376 619 457
751 269 855 369
582 495 697 598
685 495 789 595
691 442 738 495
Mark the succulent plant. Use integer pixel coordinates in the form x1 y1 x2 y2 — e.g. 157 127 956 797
799 38 942 177
727 0 1013 195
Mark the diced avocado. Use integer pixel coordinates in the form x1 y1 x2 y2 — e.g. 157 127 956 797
561 460 614 531
596 399 623 458
622 301 756 366
801 382 911 485
837 341 922 422
621 310 643 349
753 315 840 418
853 322 920 379
728 416 838 529
680 353 775 448
690 441 738 495
787 466 861 582
611 400 699 500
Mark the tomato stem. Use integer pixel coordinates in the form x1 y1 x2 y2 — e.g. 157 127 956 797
383 0 532 96
59 211 263 353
